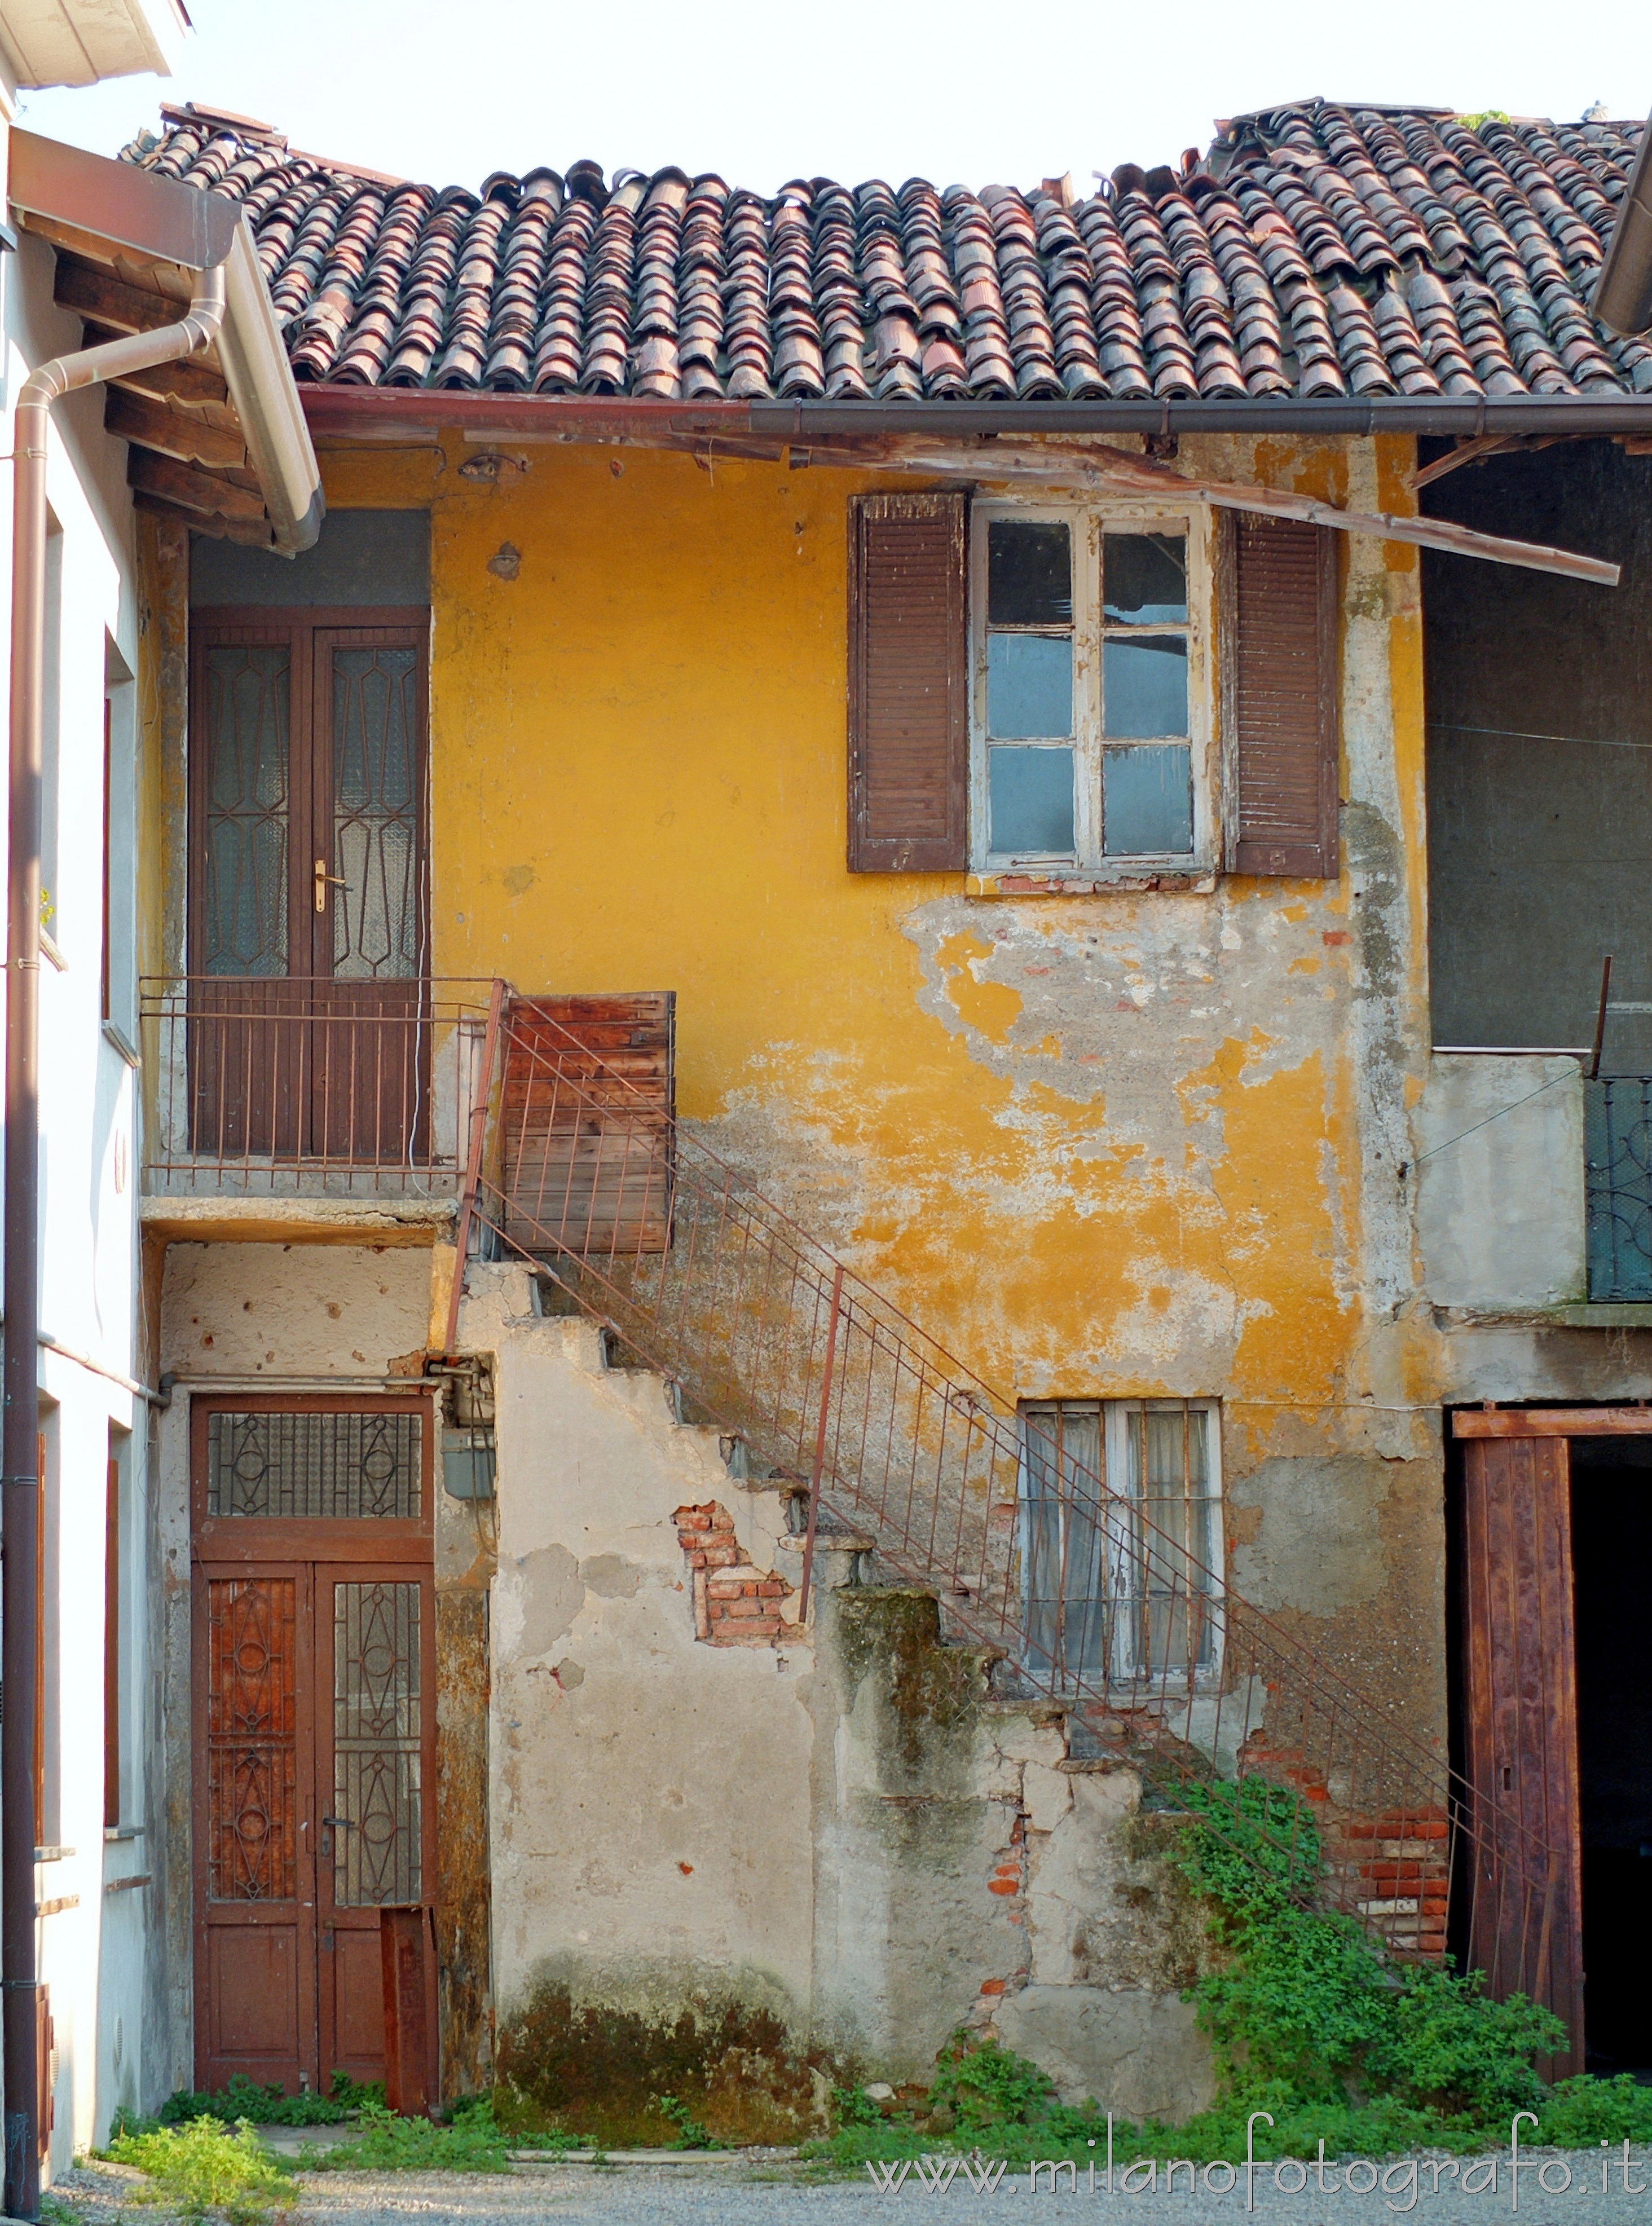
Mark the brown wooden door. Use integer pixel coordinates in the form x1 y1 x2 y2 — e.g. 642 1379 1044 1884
188 609 429 1165
196 1566 316 2092
1461 1432 1585 2069
193 1399 435 2098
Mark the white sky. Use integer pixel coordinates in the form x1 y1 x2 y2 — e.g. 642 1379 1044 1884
14 0 1652 200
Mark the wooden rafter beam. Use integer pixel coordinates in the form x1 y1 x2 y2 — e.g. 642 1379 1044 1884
127 444 268 527
105 387 248 471
453 416 1618 585
1412 433 1523 488
784 433 1621 586
53 254 182 335
82 321 230 407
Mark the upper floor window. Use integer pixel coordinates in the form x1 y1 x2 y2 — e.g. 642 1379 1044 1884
847 491 1338 887
977 510 1203 871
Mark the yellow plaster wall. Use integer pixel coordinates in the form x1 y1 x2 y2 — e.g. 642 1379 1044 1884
284 433 1441 1712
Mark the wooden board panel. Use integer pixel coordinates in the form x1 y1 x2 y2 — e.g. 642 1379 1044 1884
501 994 674 1257
1455 1407 1652 1438
1461 1435 1585 2071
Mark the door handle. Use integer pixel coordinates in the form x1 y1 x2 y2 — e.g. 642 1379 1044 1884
314 858 348 913
320 1814 354 1857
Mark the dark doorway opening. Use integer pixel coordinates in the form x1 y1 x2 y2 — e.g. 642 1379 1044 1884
1572 1437 1652 2072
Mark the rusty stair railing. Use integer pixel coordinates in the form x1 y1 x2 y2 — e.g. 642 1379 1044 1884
453 986 1566 2017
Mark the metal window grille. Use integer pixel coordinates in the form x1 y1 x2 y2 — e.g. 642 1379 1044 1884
206 1410 422 1520
1020 1398 1219 1688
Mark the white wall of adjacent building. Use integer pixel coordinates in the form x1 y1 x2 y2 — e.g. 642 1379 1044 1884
0 0 186 2150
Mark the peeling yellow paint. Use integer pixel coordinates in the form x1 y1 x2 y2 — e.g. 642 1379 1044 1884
257 433 1441 1538
934 930 1025 1043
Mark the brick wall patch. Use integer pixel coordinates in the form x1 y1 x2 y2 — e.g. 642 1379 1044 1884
673 1501 799 1647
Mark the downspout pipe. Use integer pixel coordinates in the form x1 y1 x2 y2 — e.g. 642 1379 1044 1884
3 262 225 2223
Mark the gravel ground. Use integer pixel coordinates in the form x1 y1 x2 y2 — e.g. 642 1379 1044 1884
47 2146 1652 2226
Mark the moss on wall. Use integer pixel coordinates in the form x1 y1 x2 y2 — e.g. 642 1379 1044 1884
493 1983 855 2146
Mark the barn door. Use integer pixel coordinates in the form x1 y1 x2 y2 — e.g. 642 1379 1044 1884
1460 1433 1585 2068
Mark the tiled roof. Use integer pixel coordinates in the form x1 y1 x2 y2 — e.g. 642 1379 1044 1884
123 100 1652 403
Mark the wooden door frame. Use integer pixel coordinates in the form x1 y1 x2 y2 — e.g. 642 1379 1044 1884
190 1393 435 2098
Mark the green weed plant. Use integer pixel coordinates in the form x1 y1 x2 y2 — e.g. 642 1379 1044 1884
812 1775 1645 2174
105 2117 292 2223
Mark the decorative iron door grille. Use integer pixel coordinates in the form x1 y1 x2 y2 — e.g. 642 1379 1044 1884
331 1581 422 1907
206 1410 422 1520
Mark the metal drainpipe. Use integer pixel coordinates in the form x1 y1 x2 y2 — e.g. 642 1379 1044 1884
3 261 225 2221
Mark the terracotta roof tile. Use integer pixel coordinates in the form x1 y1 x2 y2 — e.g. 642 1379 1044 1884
121 98 1648 402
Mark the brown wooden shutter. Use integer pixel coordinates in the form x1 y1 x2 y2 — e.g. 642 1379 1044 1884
848 491 968 872
1224 514 1340 878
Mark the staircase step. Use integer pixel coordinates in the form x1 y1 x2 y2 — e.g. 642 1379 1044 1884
532 1270 583 1319
601 1328 654 1372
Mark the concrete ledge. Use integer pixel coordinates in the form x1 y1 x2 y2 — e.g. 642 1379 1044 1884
140 1194 456 1246
1555 1304 1652 1328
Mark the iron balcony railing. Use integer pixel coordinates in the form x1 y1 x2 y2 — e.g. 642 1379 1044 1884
446 991 1567 2006
138 977 496 1196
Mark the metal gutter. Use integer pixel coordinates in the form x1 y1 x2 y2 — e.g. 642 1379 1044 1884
217 222 324 553
7 126 237 270
1593 112 1652 337
9 130 324 556
4 255 225 2226
299 386 1652 442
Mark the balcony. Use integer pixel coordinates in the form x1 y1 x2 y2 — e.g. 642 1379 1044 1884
138 977 494 1204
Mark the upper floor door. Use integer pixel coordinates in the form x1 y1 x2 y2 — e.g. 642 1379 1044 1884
188 608 429 1162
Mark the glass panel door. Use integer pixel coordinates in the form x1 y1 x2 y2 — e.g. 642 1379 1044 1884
316 1566 434 2091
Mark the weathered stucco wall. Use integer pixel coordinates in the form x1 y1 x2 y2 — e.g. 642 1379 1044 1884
303 429 1449 1757
1417 1055 1587 1313
450 1270 1212 2130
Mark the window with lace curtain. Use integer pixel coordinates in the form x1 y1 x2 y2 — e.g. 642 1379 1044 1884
1018 1397 1222 1689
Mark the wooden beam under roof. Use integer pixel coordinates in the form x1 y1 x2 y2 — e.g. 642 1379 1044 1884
126 446 269 527
104 387 248 470
54 253 187 334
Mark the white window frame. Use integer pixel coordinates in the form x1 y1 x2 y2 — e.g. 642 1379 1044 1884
969 500 1215 875
1017 1395 1224 1692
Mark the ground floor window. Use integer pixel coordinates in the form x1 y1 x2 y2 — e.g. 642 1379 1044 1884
1019 1397 1221 1689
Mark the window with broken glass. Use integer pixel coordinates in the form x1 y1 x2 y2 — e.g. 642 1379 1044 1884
973 506 1206 873
1019 1398 1222 1689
